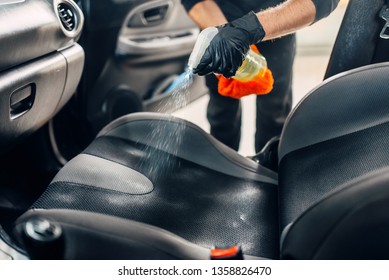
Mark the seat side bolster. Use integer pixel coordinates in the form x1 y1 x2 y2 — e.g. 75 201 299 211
15 209 264 260
279 62 389 162
281 167 389 260
97 112 278 184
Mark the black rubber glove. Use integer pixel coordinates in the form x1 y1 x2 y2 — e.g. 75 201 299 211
194 11 265 77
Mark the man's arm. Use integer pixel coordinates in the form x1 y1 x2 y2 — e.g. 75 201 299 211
257 0 316 41
187 1 227 29
187 0 340 76
184 0 339 41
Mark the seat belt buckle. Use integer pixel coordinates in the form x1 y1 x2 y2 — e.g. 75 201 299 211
379 5 389 39
210 245 244 260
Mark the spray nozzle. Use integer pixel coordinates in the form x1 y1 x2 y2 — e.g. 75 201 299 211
187 27 219 71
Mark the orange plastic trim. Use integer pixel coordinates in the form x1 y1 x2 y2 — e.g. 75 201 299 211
211 246 240 259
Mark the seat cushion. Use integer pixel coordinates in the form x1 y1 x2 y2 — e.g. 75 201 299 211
30 114 279 259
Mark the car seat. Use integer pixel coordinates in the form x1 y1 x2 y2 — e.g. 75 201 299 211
13 0 389 259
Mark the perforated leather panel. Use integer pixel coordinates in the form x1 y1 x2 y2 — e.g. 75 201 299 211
52 154 153 195
33 137 279 258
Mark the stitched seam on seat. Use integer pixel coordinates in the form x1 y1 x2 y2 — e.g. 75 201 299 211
283 63 389 132
37 181 153 200
281 120 389 161
279 63 389 160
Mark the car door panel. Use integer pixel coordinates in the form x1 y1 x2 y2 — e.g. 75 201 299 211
78 0 207 136
117 0 199 58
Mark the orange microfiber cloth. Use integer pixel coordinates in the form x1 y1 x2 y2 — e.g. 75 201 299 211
217 45 274 99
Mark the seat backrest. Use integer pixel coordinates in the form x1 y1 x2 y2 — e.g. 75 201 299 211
325 0 387 79
277 0 389 257
278 61 389 230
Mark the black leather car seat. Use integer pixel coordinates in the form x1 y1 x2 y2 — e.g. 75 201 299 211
325 0 386 78
18 113 280 259
15 61 389 259
278 62 389 259
14 0 389 259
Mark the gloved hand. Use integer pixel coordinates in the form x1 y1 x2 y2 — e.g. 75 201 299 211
194 11 265 78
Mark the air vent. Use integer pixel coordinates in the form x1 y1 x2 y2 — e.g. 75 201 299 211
57 3 77 32
55 0 84 38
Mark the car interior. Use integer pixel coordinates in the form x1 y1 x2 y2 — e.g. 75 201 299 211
0 0 389 260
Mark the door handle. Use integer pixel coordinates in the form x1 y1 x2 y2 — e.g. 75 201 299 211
142 5 168 24
127 0 172 28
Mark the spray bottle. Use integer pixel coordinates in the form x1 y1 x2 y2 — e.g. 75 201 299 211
188 27 267 81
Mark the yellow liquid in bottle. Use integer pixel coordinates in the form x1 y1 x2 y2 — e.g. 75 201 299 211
233 49 267 81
